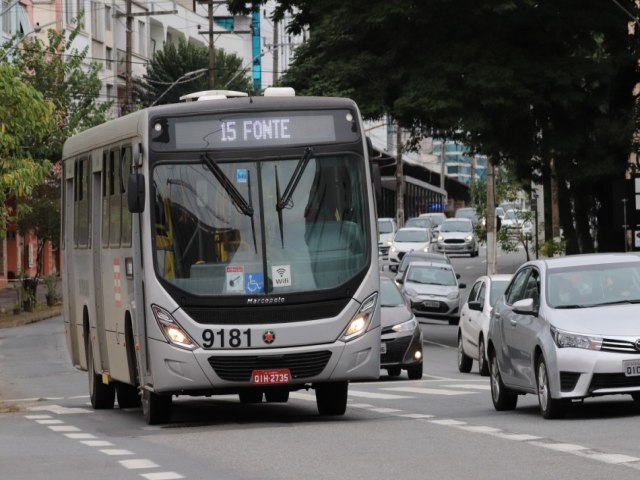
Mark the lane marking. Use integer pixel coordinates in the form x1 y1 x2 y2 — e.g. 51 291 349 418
140 473 185 480
81 440 114 447
101 449 134 456
382 387 471 396
119 459 160 470
65 433 97 439
48 425 81 432
347 391 413 400
442 384 491 391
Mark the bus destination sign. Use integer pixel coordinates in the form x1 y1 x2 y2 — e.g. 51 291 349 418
152 110 360 150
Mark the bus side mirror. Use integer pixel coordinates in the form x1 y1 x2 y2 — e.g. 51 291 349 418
128 173 145 213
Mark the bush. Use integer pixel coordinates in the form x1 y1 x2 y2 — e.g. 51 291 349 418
539 239 565 257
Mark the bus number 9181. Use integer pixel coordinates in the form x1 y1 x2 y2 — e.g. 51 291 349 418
202 328 252 348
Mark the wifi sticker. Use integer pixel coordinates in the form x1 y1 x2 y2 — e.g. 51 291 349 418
271 265 291 288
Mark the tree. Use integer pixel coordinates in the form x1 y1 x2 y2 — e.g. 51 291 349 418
9 20 112 163
228 0 640 254
134 39 255 107
0 63 55 225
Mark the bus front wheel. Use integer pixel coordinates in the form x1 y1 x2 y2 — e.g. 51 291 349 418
142 389 172 425
315 381 348 415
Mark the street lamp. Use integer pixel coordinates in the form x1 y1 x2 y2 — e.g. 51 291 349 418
0 20 59 62
150 68 208 106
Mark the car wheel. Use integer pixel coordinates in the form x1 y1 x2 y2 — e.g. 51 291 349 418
457 334 472 373
316 381 348 416
406 362 423 380
387 367 402 377
478 336 489 377
536 357 565 419
142 388 172 425
86 337 115 410
448 316 460 326
489 352 518 411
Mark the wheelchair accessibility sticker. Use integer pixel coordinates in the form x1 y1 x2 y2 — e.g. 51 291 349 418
245 272 264 294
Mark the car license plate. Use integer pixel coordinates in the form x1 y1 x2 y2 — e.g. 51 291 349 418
251 368 291 385
423 300 439 308
623 359 640 377
381 342 387 354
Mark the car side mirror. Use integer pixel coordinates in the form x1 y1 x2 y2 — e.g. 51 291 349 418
513 298 535 315
456 273 461 279
458 283 466 289
389 265 398 273
468 300 482 312
397 277 404 284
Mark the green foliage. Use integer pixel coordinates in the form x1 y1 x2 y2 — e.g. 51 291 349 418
539 239 566 258
134 39 254 107
0 63 55 222
250 0 640 253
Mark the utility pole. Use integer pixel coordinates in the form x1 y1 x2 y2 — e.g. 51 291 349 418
486 160 497 275
396 122 405 229
272 18 279 85
207 1 215 88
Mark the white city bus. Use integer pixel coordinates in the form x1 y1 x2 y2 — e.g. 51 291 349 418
61 88 381 424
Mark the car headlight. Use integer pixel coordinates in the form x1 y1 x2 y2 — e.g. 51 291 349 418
151 304 197 350
447 291 459 300
390 246 397 253
550 326 602 350
465 234 473 242
404 287 419 298
422 245 430 252
437 235 444 242
392 317 418 333
341 292 378 342
386 240 393 246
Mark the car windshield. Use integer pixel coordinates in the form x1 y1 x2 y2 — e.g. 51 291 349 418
378 219 394 234
405 218 433 229
407 266 455 286
422 214 445 226
380 278 406 306
440 220 472 233
394 229 429 242
399 254 448 273
547 262 640 308
456 209 476 219
489 279 511 306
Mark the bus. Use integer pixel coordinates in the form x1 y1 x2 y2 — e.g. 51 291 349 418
61 88 381 424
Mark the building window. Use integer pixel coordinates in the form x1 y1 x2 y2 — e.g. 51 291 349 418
137 20 145 56
65 0 74 25
105 4 111 31
106 84 113 101
91 1 103 41
106 46 112 69
2 1 10 34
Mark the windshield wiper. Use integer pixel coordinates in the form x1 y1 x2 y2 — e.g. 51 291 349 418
277 147 313 210
554 304 589 309
201 153 253 217
275 147 313 248
590 299 640 307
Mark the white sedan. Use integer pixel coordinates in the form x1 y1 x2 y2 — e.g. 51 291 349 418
457 274 512 376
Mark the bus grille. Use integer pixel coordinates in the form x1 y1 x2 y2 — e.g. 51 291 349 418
184 299 348 325
208 351 333 382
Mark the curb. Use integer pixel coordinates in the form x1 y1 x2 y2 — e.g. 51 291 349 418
0 306 62 330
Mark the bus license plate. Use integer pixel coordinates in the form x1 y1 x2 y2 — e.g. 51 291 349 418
251 368 291 385
623 359 640 377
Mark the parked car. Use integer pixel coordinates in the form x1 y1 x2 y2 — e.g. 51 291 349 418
388 227 432 268
434 218 479 257
501 209 533 237
487 253 640 419
458 274 512 376
380 276 423 379
390 251 451 286
378 217 397 259
398 261 466 325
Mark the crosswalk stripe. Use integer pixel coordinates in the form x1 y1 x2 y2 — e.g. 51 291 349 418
348 391 413 400
442 384 491 391
382 387 472 396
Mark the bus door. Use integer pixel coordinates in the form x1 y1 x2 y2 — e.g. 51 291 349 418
92 155 110 373
63 169 81 367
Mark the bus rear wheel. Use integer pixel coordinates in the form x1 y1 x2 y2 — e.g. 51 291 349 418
315 381 348 415
86 338 115 409
142 389 172 425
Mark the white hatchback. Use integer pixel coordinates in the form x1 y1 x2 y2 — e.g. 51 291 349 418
388 227 432 268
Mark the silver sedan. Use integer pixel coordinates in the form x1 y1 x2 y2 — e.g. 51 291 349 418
487 253 640 419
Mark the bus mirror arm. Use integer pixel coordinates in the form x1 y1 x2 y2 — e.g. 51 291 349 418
128 173 146 213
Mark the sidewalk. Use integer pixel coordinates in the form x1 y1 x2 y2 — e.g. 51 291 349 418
0 279 63 329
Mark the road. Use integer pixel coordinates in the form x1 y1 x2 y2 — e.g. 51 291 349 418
2 246 640 479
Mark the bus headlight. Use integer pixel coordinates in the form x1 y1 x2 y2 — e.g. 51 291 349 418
151 304 197 350
341 292 378 342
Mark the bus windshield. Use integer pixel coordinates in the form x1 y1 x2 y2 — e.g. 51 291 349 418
152 153 369 296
